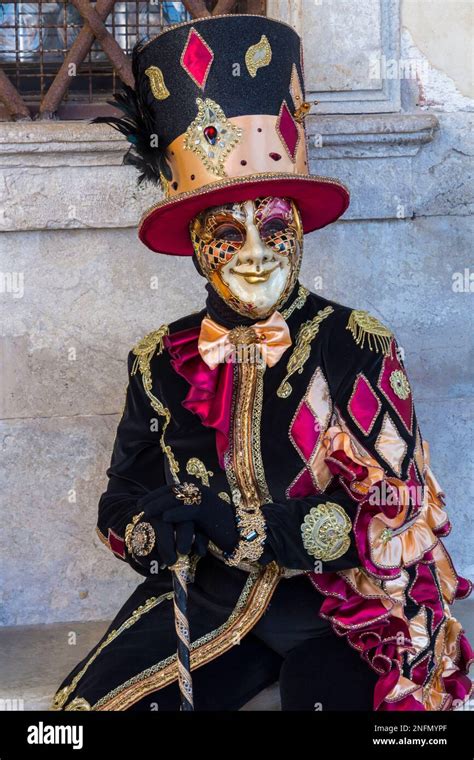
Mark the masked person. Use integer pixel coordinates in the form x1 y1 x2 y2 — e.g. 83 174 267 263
52 14 472 712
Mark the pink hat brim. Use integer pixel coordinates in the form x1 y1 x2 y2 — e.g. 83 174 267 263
138 173 350 255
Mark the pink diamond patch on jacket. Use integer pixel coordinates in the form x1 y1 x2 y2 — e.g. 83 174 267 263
287 367 333 497
290 400 321 462
348 373 381 435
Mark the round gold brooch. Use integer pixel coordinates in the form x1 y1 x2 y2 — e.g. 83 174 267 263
301 502 352 562
130 521 156 557
227 325 259 346
389 369 411 400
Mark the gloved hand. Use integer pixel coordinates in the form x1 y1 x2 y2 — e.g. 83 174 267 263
162 484 239 555
126 485 209 570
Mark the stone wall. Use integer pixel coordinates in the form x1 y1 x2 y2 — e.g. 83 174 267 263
1 0 472 625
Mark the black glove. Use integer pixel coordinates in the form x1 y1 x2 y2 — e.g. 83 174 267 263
127 485 209 571
143 515 209 570
162 485 239 555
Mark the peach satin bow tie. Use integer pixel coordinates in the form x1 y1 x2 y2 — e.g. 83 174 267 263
198 311 292 370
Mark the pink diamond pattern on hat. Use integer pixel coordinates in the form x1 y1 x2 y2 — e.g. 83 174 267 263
276 100 300 162
180 27 214 89
348 373 381 435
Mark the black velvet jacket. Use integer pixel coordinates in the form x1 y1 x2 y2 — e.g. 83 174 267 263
97 283 422 577
80 280 474 713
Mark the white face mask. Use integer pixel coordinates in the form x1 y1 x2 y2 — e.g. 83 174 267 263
190 197 303 319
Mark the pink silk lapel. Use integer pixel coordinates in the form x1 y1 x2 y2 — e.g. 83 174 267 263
164 326 233 467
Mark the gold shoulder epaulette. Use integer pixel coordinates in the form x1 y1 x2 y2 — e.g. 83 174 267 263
131 324 169 376
346 310 392 356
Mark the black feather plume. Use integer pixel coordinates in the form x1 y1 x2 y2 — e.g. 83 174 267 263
91 41 168 187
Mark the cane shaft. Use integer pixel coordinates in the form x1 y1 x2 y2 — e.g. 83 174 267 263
171 557 194 711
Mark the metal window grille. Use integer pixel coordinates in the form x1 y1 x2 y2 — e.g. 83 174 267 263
0 0 265 120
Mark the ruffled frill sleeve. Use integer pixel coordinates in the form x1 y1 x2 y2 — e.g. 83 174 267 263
308 310 473 711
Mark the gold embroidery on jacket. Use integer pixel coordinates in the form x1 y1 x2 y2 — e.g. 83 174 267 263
346 310 392 356
124 512 145 555
229 360 272 509
389 369 411 400
131 325 180 481
280 284 309 320
277 306 334 398
223 335 272 564
186 457 213 486
64 697 92 711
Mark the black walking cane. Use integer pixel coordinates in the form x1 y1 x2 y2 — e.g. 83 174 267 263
170 481 202 712
169 553 194 711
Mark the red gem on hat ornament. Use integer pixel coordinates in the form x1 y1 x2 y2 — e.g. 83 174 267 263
204 125 218 144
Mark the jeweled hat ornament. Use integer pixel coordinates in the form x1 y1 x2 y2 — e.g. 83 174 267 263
95 13 350 255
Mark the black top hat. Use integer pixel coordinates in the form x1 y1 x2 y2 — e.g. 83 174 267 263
96 13 349 255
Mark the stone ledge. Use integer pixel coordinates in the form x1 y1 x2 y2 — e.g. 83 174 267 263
307 113 439 157
0 122 125 168
0 113 439 167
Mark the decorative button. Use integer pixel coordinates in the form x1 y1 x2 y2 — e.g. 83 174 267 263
389 369 411 400
301 502 352 562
